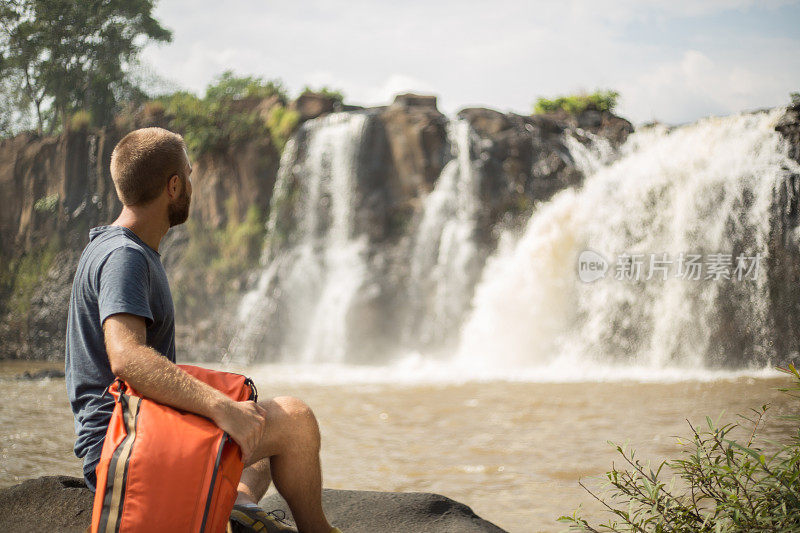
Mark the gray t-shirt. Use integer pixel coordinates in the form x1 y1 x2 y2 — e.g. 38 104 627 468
65 225 175 478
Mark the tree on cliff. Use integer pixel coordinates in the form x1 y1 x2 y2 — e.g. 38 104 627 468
0 0 171 134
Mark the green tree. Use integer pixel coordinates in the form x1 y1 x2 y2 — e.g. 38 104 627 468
205 70 287 102
0 69 35 136
0 0 171 134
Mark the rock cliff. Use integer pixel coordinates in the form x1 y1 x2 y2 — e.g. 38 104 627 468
1 92 632 361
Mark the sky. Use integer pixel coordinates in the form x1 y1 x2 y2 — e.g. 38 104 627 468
140 0 800 125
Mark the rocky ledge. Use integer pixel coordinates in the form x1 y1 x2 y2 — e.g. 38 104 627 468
0 476 508 533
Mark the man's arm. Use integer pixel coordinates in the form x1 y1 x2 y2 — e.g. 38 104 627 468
103 313 267 464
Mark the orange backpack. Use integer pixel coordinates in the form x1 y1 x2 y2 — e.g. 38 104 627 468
90 365 257 533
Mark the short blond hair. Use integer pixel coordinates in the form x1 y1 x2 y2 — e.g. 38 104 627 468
110 127 187 206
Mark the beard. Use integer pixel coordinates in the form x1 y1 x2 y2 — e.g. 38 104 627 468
167 186 191 227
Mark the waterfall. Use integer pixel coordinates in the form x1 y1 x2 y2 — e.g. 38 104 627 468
457 109 799 374
403 120 484 351
230 112 371 363
231 113 493 364
230 106 797 377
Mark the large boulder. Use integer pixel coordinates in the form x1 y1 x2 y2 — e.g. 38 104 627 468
0 476 93 533
776 99 800 163
377 93 449 224
263 489 508 533
291 92 339 122
0 476 508 533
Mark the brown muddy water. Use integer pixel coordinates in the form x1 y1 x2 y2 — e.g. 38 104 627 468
0 361 795 533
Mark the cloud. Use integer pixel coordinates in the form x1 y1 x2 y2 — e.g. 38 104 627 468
139 0 800 124
618 47 800 124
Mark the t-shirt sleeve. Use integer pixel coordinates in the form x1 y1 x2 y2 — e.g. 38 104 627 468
98 246 154 326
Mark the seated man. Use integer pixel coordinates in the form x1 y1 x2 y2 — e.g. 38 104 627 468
65 127 338 533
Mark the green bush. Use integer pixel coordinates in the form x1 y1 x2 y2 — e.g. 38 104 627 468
33 194 59 213
159 71 292 156
266 105 300 152
534 90 619 115
0 240 59 317
68 110 92 131
205 71 286 102
171 202 266 314
301 85 345 105
560 365 800 532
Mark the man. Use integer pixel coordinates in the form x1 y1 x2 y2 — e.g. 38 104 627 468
65 127 339 533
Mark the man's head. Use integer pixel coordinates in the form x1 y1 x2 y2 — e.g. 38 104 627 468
110 127 193 227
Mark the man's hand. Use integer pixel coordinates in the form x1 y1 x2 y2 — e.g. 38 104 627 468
103 313 268 465
212 400 269 466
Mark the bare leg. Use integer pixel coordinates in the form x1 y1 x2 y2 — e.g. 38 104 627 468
249 396 332 533
236 457 272 504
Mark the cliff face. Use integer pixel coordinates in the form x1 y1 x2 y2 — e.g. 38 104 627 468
0 129 120 258
0 119 280 359
0 94 634 361
0 129 120 359
769 101 800 361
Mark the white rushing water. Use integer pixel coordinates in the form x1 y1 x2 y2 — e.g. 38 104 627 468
404 119 483 349
231 112 370 363
456 109 798 380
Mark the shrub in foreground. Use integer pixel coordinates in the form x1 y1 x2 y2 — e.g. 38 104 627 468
560 365 800 532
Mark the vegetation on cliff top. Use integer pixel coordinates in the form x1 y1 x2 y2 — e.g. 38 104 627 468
534 90 620 115
301 85 345 106
561 365 800 531
156 71 299 156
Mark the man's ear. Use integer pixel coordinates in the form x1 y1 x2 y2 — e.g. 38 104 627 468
166 174 181 200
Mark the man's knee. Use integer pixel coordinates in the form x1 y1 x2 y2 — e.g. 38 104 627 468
263 396 320 445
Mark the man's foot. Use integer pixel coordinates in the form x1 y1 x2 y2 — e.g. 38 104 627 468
229 503 297 532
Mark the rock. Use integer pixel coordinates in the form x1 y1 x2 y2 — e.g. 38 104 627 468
0 477 507 533
378 96 449 205
291 93 338 122
391 94 438 109
0 120 279 360
455 106 630 237
262 489 508 533
535 107 634 147
0 476 93 533
776 99 800 164
769 101 800 360
16 369 65 380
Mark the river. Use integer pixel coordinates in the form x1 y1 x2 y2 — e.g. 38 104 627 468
1 361 794 532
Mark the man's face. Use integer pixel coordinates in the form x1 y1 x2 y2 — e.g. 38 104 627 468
168 150 192 227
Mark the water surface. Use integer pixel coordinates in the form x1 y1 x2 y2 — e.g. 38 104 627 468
0 362 794 532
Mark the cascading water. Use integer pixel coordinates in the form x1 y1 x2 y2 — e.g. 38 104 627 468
230 106 797 380
403 119 484 350
230 112 371 363
457 109 799 377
